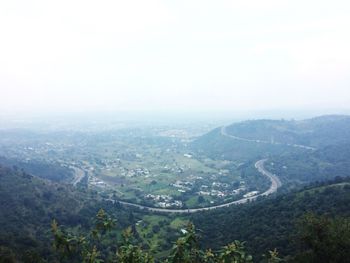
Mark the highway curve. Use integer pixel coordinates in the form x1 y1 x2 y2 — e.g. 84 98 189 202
221 126 316 150
107 159 281 214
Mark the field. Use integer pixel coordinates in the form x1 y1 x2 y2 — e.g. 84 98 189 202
0 125 268 210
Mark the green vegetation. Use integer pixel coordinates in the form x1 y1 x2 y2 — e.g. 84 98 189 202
0 127 252 209
2 115 350 262
224 116 350 148
294 213 350 263
50 210 259 263
191 177 350 260
1 164 350 262
192 116 350 188
267 143 350 185
3 209 347 263
0 165 141 262
0 156 74 182
191 128 298 162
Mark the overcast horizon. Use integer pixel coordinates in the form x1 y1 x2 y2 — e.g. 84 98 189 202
1 0 350 115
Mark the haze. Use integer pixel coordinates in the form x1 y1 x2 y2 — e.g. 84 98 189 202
1 0 350 115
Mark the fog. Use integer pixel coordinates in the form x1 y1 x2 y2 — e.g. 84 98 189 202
1 0 350 115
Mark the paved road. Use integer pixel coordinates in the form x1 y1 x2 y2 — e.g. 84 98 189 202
221 126 316 150
101 124 309 213
71 167 85 186
106 159 280 214
255 159 282 195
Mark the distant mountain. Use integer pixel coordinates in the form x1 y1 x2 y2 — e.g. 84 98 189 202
191 126 298 162
222 115 350 148
191 115 350 189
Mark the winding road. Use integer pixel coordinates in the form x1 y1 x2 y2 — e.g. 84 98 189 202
221 126 316 150
71 167 85 186
103 125 316 213
106 159 281 214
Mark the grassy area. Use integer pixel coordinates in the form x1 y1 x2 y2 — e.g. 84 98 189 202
82 139 247 208
170 217 188 229
136 214 189 258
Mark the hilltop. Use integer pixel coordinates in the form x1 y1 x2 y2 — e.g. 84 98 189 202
191 115 350 185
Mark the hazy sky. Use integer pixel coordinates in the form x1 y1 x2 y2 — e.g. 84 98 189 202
1 0 350 115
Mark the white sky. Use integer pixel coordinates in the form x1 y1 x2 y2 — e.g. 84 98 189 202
1 0 350 114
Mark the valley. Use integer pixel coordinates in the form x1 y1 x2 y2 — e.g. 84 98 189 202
0 124 271 210
106 159 281 213
1 115 350 262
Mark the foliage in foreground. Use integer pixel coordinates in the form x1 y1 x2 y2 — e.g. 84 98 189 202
49 210 350 263
50 209 283 263
294 213 350 263
1 209 348 262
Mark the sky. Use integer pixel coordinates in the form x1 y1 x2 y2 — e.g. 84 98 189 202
1 0 350 116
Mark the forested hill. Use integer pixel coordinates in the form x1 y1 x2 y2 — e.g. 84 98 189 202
191 126 297 161
266 143 350 184
192 115 350 158
223 115 350 147
1 165 350 262
191 177 350 260
191 115 350 184
0 165 132 261
190 116 350 259
0 156 74 182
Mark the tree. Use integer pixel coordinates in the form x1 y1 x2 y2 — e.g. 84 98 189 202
51 209 115 263
294 213 350 263
50 209 287 263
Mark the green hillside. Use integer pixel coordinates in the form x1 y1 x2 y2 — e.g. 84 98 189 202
1 167 350 262
224 115 350 148
191 178 350 260
191 115 350 185
191 127 301 162
0 165 133 262
266 143 350 185
0 156 74 182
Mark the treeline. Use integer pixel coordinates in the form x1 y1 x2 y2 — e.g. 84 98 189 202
190 177 350 260
0 157 74 182
190 128 296 162
0 165 137 262
268 143 350 185
224 115 350 148
191 115 350 164
2 209 349 263
1 166 350 262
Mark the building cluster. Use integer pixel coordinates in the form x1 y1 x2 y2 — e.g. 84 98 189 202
171 180 193 192
123 167 150 178
197 181 247 198
243 191 259 198
145 194 183 208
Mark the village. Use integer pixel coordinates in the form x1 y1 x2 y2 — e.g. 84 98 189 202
0 127 263 209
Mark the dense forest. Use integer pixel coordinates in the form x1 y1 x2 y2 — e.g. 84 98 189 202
1 164 350 262
224 115 350 148
0 165 137 262
191 177 350 260
192 116 350 162
45 210 350 263
191 127 297 162
0 157 74 182
1 115 350 262
267 143 350 185
192 116 350 187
